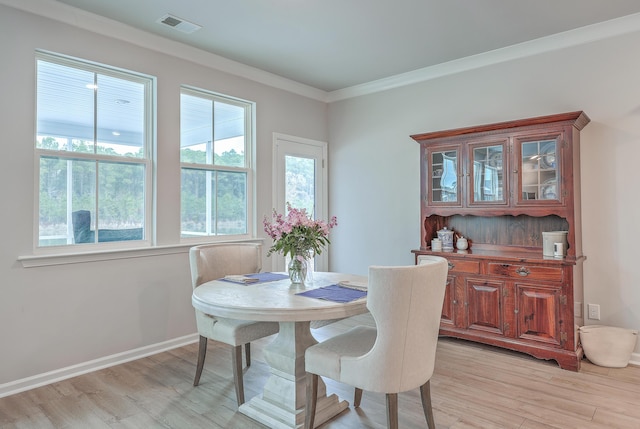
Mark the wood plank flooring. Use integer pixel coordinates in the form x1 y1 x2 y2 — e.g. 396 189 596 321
1 313 639 428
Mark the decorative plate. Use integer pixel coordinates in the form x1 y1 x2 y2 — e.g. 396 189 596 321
488 152 503 169
540 142 556 169
540 179 557 200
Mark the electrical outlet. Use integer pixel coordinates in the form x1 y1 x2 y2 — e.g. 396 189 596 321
574 302 582 318
588 303 600 320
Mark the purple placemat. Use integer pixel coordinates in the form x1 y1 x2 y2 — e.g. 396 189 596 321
246 272 289 283
220 272 289 284
296 284 367 303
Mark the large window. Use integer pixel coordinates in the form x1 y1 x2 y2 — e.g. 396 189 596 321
36 52 153 248
180 87 254 238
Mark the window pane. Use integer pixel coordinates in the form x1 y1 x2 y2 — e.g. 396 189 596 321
37 61 95 152
39 158 146 245
285 155 315 214
472 145 504 202
214 101 245 167
181 93 212 163
180 93 246 166
98 162 145 238
521 140 558 201
39 157 97 246
181 168 208 236
96 74 146 157
214 136 244 167
39 157 69 246
37 60 147 158
180 169 247 237
217 171 247 234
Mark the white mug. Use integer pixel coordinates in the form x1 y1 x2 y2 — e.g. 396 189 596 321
553 242 564 257
431 238 442 251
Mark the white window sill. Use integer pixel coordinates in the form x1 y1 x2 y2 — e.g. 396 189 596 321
18 239 264 268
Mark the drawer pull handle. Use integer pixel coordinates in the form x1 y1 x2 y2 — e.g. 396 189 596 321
515 267 530 276
448 262 455 270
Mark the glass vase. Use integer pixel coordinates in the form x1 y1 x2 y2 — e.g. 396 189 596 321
305 251 314 285
288 255 308 286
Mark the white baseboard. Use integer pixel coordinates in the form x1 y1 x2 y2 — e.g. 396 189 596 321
0 333 199 399
629 352 640 367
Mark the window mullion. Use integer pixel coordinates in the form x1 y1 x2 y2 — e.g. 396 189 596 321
93 72 98 155
213 170 217 235
94 161 99 243
206 169 212 235
93 72 99 243
206 100 214 235
66 153 73 244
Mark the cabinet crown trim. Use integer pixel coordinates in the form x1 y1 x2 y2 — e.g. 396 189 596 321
411 111 590 142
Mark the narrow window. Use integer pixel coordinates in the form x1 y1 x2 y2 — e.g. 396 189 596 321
180 87 254 239
36 52 153 247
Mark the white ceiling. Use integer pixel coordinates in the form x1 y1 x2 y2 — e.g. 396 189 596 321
39 0 640 93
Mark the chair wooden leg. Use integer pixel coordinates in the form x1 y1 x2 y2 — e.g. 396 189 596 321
354 388 363 407
386 393 398 429
231 345 245 406
244 343 251 367
193 336 207 386
304 373 319 429
420 380 435 429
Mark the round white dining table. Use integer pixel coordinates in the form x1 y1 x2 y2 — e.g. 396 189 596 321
192 271 368 429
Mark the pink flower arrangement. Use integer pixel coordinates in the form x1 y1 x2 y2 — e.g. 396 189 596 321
263 204 338 259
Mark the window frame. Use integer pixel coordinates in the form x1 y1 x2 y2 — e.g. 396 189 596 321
179 86 255 243
33 51 155 253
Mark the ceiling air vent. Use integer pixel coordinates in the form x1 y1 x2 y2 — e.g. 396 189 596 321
157 14 202 34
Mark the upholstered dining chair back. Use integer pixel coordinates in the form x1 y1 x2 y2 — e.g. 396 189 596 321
189 242 262 289
346 260 448 393
304 258 449 428
188 242 278 407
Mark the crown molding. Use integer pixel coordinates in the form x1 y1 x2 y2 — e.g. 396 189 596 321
326 12 640 103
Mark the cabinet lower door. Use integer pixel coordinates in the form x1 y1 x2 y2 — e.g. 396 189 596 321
465 279 504 335
515 283 561 346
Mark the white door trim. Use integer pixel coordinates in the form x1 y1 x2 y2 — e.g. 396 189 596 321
271 132 329 272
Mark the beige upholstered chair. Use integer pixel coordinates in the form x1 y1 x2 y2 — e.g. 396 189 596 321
304 258 448 429
189 243 279 406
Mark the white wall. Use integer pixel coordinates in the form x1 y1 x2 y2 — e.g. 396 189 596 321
328 29 640 358
0 5 327 389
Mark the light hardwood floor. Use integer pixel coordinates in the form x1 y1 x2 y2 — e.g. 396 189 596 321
1 313 639 428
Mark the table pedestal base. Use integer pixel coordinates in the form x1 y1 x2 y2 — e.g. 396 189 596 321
239 321 349 428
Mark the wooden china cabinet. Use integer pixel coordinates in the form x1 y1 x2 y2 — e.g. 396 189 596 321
411 111 590 371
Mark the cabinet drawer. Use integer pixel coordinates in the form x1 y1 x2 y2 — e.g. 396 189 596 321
487 263 562 282
445 258 480 274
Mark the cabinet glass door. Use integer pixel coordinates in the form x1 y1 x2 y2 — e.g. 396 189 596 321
430 149 459 204
519 138 560 202
470 143 506 205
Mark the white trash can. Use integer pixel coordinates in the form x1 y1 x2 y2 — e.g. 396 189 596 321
579 325 638 368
